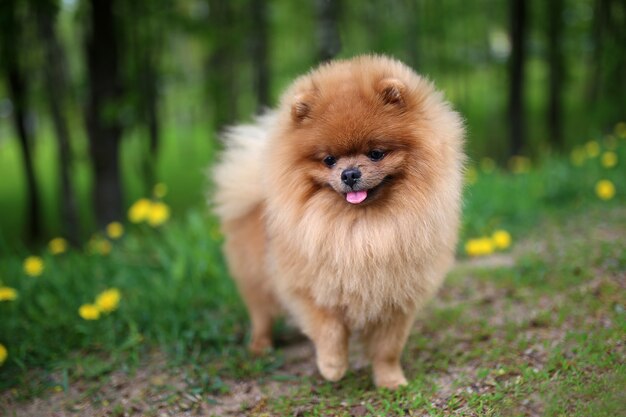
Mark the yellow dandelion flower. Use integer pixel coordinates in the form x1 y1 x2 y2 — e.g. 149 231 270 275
128 198 152 223
604 135 617 150
48 237 68 255
0 287 18 301
508 156 531 174
480 157 496 174
615 121 626 139
492 230 512 250
465 237 495 257
147 201 170 227
465 166 478 185
98 240 112 255
570 147 586 167
595 180 615 201
88 237 112 256
95 288 121 313
153 183 168 198
601 151 617 168
23 256 44 277
585 141 600 158
106 222 124 239
78 304 101 320
0 343 7 366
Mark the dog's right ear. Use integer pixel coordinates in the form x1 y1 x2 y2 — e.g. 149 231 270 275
291 94 312 122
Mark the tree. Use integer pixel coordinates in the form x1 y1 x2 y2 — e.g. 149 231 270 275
206 0 239 131
508 0 527 157
122 0 164 192
586 0 626 129
547 0 564 150
250 0 270 112
34 0 80 243
315 0 342 62
0 0 42 242
85 0 125 228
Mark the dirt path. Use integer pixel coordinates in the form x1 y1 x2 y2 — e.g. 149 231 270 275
2 209 624 416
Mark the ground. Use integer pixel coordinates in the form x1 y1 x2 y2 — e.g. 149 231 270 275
1 206 624 417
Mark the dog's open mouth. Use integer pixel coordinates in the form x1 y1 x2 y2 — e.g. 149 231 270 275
346 190 368 204
344 177 392 205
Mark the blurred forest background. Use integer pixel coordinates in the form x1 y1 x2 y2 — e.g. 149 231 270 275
0 0 624 245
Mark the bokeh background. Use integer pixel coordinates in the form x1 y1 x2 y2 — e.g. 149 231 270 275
1 0 624 244
1 1 625 411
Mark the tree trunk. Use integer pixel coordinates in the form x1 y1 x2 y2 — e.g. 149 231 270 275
7 69 42 242
0 0 42 242
404 0 420 70
508 0 527 157
207 0 238 131
85 0 124 228
315 0 342 63
142 59 160 190
547 0 564 150
36 3 80 243
250 0 270 112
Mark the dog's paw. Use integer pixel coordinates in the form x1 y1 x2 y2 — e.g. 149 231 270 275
317 356 348 382
373 364 408 390
248 336 272 356
375 373 407 390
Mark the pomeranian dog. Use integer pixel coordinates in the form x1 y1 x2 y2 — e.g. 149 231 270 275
212 55 465 389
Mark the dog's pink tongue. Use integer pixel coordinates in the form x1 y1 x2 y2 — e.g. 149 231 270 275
346 190 368 204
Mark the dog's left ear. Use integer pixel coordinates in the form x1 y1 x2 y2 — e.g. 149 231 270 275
378 78 405 106
291 93 312 122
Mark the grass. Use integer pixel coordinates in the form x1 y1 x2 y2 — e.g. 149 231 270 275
0 127 625 416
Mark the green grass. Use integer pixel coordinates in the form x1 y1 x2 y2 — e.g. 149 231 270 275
1 130 625 415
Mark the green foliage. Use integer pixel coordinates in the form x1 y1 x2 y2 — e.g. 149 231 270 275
0 210 244 389
0 128 624 417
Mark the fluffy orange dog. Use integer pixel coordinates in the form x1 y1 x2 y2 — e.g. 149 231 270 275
212 55 465 389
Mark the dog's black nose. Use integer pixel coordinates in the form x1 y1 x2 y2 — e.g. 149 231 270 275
341 168 361 187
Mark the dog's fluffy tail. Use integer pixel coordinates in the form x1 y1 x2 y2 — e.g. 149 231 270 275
211 113 274 223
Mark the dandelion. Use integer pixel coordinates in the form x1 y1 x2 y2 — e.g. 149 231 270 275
480 157 496 174
95 288 121 313
615 121 626 139
465 166 478 185
585 141 600 158
48 238 68 255
153 183 168 198
147 201 170 227
604 135 617 150
0 343 7 366
595 180 616 201
492 230 512 250
106 222 124 240
570 147 586 167
88 237 112 256
601 151 617 168
509 156 531 174
78 304 101 320
465 237 495 257
96 239 112 255
23 256 44 277
0 287 18 301
128 198 152 223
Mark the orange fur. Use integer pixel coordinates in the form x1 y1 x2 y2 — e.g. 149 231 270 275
212 55 465 388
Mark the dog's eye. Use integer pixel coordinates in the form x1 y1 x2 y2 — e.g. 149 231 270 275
368 149 385 161
323 155 337 167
